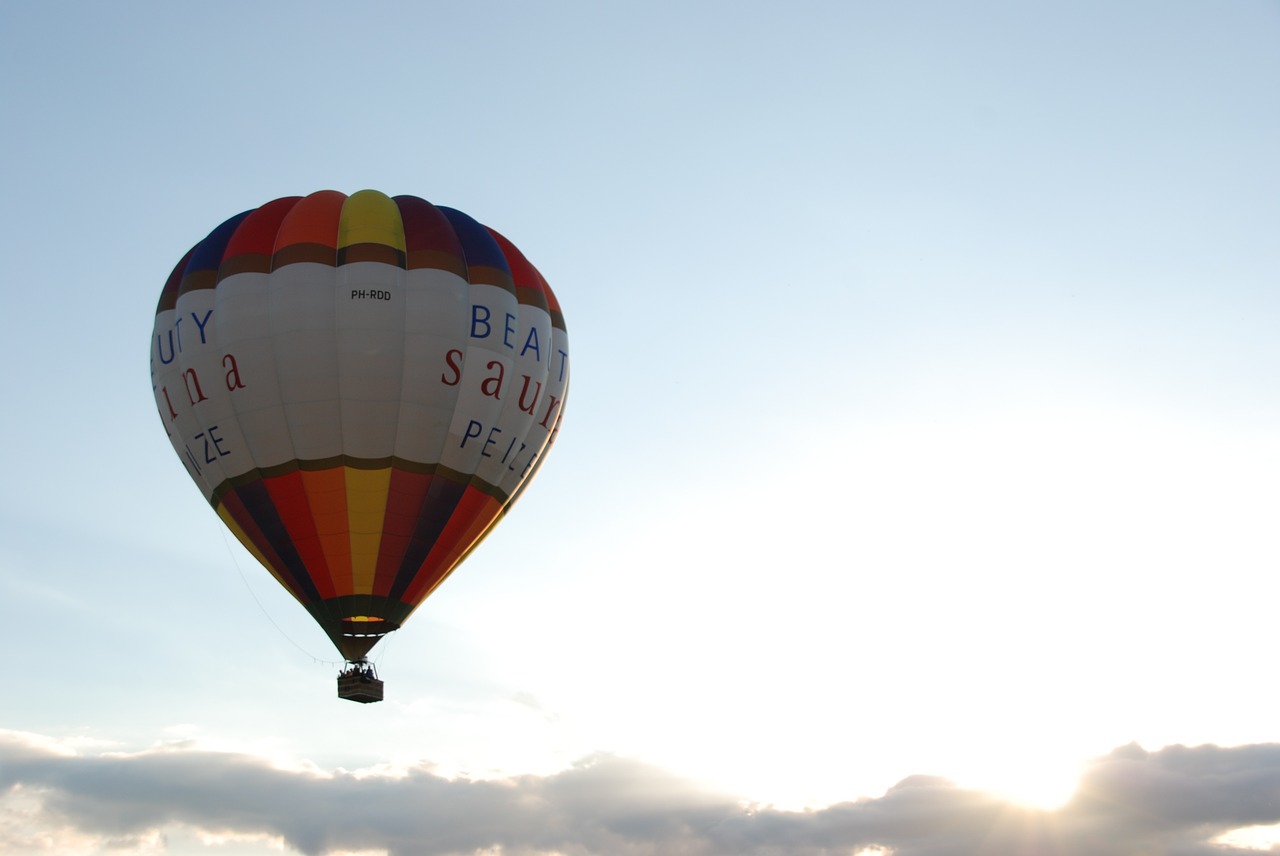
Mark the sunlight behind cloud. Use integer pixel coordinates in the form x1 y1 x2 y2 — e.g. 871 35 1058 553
1214 824 1280 851
6 726 1280 856
194 830 289 851
951 755 1081 811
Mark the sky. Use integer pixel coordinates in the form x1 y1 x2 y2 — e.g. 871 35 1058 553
1 1 1278 854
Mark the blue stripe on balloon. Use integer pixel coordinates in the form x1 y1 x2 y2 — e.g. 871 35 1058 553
438 206 511 276
186 210 253 276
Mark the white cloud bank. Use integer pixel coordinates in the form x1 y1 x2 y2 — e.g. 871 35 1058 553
3 731 1280 856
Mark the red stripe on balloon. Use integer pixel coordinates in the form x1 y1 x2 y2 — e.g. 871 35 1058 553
262 470 338 600
218 196 303 277
370 468 430 597
400 486 502 606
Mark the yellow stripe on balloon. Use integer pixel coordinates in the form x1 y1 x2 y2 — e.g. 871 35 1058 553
346 466 391 592
339 189 406 252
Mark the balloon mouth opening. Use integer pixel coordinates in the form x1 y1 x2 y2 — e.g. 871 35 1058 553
340 615 396 640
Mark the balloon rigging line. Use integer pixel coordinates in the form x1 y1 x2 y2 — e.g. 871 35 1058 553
212 517 344 669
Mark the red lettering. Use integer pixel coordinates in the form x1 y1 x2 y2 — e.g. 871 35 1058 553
517 376 542 415
182 368 207 405
539 393 562 429
480 360 505 399
161 386 179 421
441 349 463 385
223 353 245 391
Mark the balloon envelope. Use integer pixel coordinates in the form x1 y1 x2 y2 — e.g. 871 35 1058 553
150 190 569 659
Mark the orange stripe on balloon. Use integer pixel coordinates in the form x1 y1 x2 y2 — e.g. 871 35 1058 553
299 467 353 596
272 190 346 255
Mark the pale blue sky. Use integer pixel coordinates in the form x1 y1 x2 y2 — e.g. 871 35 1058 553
2 2 1279 854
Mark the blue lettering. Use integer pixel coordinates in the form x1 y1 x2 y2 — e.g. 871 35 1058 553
193 429 228 465
195 432 213 464
503 312 516 349
520 449 538 478
156 329 176 365
191 309 213 345
183 443 203 477
460 419 484 447
481 426 501 458
207 424 230 458
520 326 542 361
471 305 491 339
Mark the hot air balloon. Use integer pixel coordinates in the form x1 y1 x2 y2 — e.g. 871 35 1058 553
150 190 569 702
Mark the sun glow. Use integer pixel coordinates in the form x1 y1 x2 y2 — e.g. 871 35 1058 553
957 759 1082 811
1214 824 1280 851
461 405 1280 814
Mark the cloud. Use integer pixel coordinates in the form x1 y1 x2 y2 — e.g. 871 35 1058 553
3 731 1280 856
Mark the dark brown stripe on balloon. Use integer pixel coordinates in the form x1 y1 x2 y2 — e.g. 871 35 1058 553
296 455 347 471
208 457 497 508
406 249 467 276
466 264 515 293
338 242 406 267
217 253 272 279
431 464 476 487
385 458 442 478
178 268 217 295
341 455 395 470
516 285 551 311
271 242 337 269
465 478 510 503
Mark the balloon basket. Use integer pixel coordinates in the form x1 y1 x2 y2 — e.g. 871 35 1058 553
337 660 384 704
